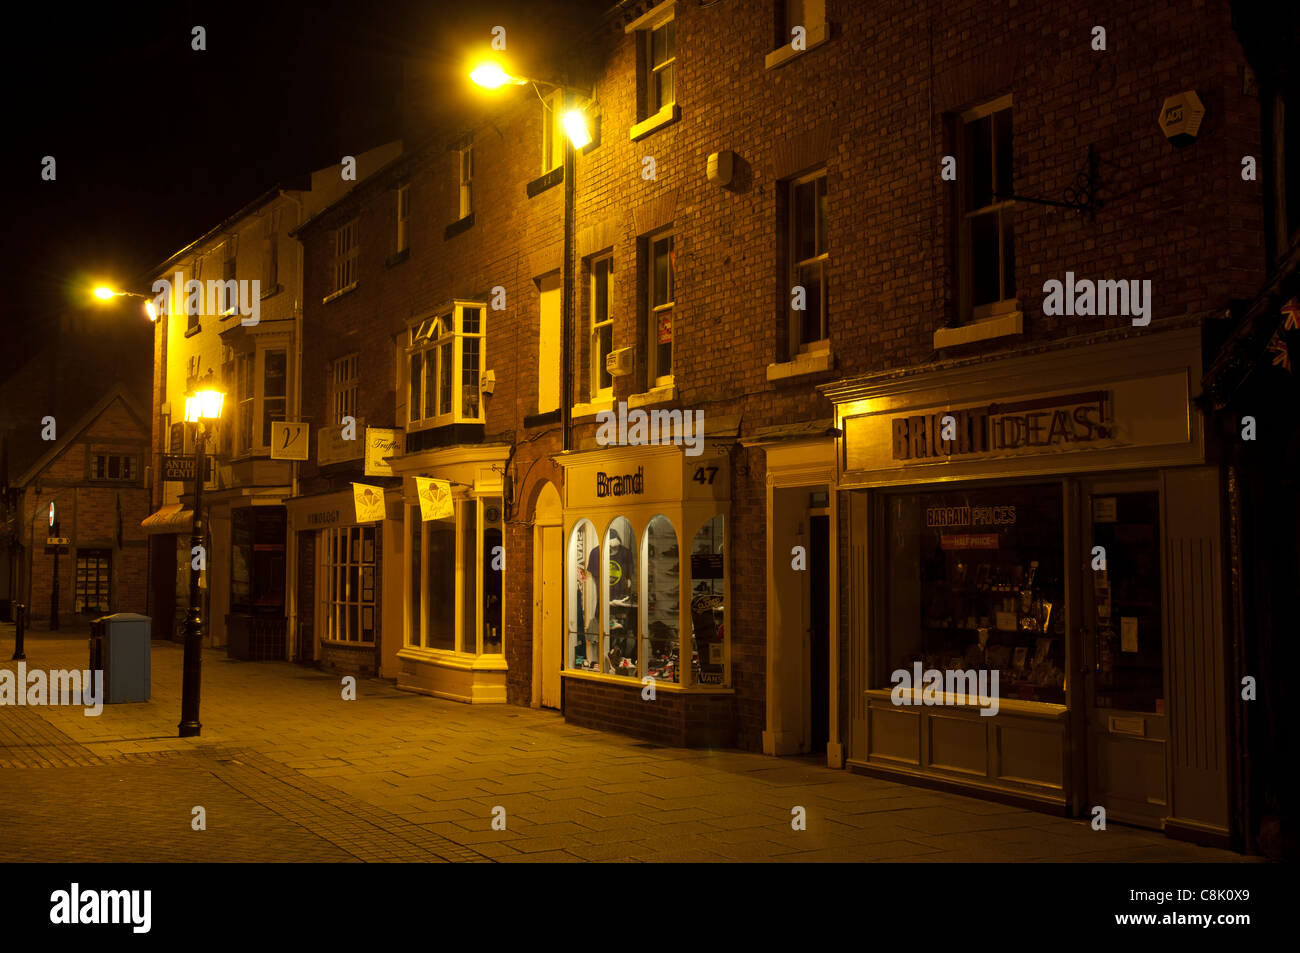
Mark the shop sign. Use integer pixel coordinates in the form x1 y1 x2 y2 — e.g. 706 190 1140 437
891 392 1111 461
305 509 341 527
318 418 366 467
365 427 403 476
351 483 387 523
926 505 1016 527
270 421 310 461
162 454 197 481
596 466 645 498
414 477 454 520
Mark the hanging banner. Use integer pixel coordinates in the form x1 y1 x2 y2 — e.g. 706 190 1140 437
415 477 454 521
351 483 387 523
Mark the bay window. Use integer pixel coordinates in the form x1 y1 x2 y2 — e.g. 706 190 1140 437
406 303 485 429
232 347 289 455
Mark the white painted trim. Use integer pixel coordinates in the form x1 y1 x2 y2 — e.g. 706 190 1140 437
624 0 675 33
932 310 1023 348
629 103 680 141
764 19 829 70
767 348 833 381
627 383 677 408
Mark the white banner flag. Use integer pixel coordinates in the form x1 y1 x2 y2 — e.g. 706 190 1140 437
351 483 387 523
415 476 454 521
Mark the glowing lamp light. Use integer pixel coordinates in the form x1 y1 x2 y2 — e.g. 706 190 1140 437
93 286 116 300
563 109 592 149
145 300 159 321
470 62 522 90
184 389 225 423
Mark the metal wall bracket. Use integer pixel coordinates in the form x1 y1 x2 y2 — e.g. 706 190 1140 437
995 144 1098 217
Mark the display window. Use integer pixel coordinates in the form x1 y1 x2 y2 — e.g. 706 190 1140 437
642 515 679 683
880 483 1066 704
604 517 638 676
322 525 377 643
407 496 503 656
689 515 725 685
568 520 601 671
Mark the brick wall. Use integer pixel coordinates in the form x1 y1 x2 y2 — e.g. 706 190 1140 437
563 676 736 748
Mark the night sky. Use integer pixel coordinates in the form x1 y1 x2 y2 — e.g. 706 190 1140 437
1 0 604 380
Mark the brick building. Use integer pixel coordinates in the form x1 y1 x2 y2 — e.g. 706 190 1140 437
210 0 1269 848
12 385 151 626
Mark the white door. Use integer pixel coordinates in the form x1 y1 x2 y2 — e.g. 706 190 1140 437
541 524 563 709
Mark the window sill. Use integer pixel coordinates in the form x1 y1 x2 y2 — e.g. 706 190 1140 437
321 638 377 647
572 397 616 420
526 166 564 198
398 647 508 671
629 103 680 142
767 347 833 381
627 383 676 408
385 249 410 269
932 310 1023 348
323 281 358 305
184 323 202 338
260 282 283 301
561 669 733 692
764 19 829 70
444 213 474 240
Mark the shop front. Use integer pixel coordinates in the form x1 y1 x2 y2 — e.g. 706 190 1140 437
556 442 734 747
390 444 509 703
284 487 402 677
824 323 1235 846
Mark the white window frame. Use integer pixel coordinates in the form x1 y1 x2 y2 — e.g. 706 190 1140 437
406 496 504 657
320 524 377 645
459 146 474 220
221 245 238 317
233 345 290 455
788 169 829 353
647 231 675 387
646 15 676 116
960 94 1017 323
591 256 615 400
542 90 565 173
404 301 486 431
332 353 360 426
334 220 359 292
396 185 410 253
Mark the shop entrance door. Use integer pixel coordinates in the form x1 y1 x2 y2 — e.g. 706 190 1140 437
809 513 830 754
540 524 563 708
1081 482 1168 829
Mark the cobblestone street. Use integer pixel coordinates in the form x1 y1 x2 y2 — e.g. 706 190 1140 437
0 627 1249 863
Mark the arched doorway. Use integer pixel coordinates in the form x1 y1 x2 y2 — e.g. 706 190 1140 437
532 481 563 708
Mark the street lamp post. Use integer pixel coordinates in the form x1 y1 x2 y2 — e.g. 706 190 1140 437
178 389 223 738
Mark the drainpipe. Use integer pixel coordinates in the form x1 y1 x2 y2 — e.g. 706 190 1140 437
280 189 305 663
562 107 576 453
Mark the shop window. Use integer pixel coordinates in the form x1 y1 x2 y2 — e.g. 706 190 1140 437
322 525 376 643
74 550 110 615
230 507 286 614
690 516 726 684
568 520 601 671
604 517 638 676
405 303 485 430
880 483 1066 705
642 516 679 683
410 497 503 655
959 96 1016 323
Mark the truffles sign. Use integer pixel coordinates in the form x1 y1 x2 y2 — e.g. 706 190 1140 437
891 392 1111 461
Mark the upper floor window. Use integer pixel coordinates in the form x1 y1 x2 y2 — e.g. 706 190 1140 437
775 0 826 51
459 146 474 220
334 220 358 292
262 209 279 290
233 348 288 455
960 96 1016 322
542 90 564 173
90 453 137 482
406 302 485 430
788 170 828 352
591 256 615 399
221 241 238 317
647 232 674 386
332 353 360 426
646 16 676 116
396 185 410 253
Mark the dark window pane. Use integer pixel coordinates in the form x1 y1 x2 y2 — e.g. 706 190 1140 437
410 516 421 645
797 262 824 343
461 503 478 653
995 108 1013 201
410 353 422 421
424 349 437 419
428 521 456 650
597 324 613 390
653 238 672 305
965 115 993 210
439 342 453 415
658 338 672 378
970 212 999 306
816 177 828 255
793 180 817 262
1001 210 1016 299
108 456 120 479
461 306 480 334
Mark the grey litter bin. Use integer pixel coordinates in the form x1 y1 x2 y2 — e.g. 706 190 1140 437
89 613 152 703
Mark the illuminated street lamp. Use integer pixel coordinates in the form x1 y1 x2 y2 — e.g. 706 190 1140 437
469 59 593 148
178 387 224 738
92 285 160 322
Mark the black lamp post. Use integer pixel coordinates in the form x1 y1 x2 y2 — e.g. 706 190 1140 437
178 388 223 738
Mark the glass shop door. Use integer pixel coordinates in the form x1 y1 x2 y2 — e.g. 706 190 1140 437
1081 480 1168 829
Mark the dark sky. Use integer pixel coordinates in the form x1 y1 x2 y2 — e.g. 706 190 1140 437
0 0 605 379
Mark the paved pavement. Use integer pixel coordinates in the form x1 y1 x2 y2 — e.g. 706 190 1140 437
0 624 1251 863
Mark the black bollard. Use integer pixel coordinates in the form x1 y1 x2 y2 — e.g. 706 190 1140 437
12 603 26 660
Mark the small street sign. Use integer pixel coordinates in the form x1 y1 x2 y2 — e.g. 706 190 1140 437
47 537 70 546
